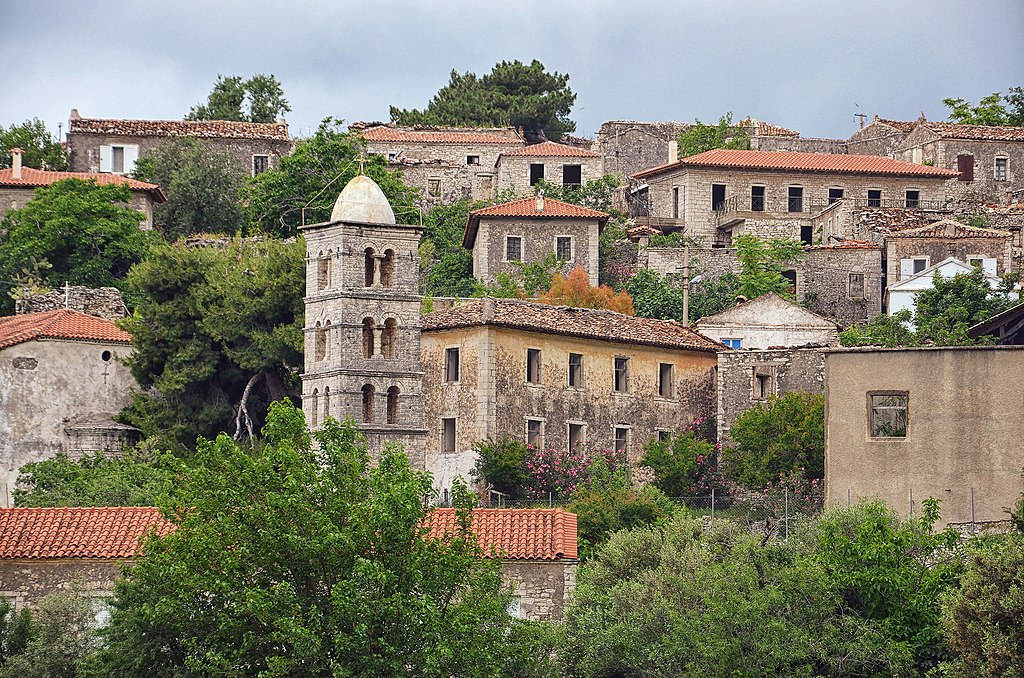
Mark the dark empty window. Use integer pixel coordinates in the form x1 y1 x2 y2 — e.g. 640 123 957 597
711 184 726 210
467 155 480 165
442 418 456 452
753 368 775 400
380 249 395 287
672 187 680 218
529 163 545 186
387 386 399 424
800 225 813 245
870 393 908 438
506 236 522 261
828 187 844 204
751 185 765 211
568 353 583 387
867 189 882 207
364 248 376 287
112 146 125 173
568 423 584 452
658 363 674 398
562 164 582 186
323 386 330 421
613 356 629 393
905 190 920 208
781 270 797 294
788 186 803 212
658 431 671 442
381 318 397 359
957 154 974 182
527 419 542 448
362 318 375 358
614 427 629 453
849 273 865 299
444 348 460 382
310 389 319 427
555 236 572 261
361 384 375 423
526 348 541 384
253 155 269 176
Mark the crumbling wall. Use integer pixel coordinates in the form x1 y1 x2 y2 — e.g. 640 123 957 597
15 286 126 321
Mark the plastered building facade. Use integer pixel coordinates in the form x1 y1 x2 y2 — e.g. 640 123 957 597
694 294 840 350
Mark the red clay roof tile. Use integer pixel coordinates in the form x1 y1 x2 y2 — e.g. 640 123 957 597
0 309 131 350
360 126 522 145
424 508 578 560
885 219 1012 240
920 122 1024 142
500 141 599 157
0 167 166 202
633 149 958 179
0 507 173 560
69 117 289 141
806 239 881 250
423 297 724 353
464 197 609 247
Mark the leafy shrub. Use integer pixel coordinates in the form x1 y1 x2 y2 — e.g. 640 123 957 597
469 436 531 498
640 431 715 497
522 445 626 501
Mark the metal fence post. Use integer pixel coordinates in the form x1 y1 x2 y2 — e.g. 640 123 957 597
784 488 789 539
971 488 976 533
711 488 715 523
909 488 913 517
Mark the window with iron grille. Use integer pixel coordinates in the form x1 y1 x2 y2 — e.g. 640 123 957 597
555 236 572 261
867 189 882 207
505 236 522 262
253 155 269 176
995 157 1008 181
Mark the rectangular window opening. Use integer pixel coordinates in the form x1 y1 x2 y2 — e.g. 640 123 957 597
526 348 541 384
529 163 545 186
711 183 726 210
867 189 882 208
568 423 584 452
800 225 813 245
614 427 629 454
788 186 803 212
995 157 1008 182
467 155 480 166
905 190 920 208
444 347 460 382
849 272 865 299
658 363 674 398
505 236 522 262
753 368 775 400
442 418 457 452
613 356 629 393
427 178 442 197
555 236 572 261
869 393 908 438
526 419 543 448
568 353 583 387
828 187 844 204
112 146 125 174
253 155 269 176
957 154 974 182
722 338 742 349
672 186 681 218
750 185 765 211
562 164 582 186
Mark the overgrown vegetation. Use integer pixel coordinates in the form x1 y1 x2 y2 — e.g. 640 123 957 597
943 86 1024 126
0 118 67 170
677 112 752 158
14 451 173 508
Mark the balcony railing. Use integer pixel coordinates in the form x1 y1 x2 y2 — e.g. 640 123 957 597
713 195 949 225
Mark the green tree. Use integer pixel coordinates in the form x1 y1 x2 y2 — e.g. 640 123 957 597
132 137 245 241
391 60 576 141
86 401 538 676
533 175 621 214
0 179 155 313
0 118 67 170
723 391 825 487
625 268 683 320
840 309 920 347
914 268 1016 345
640 430 717 497
469 435 532 498
120 238 304 453
560 513 911 677
187 73 291 123
0 583 101 678
734 233 803 301
677 112 751 158
936 534 1024 677
420 197 488 298
943 87 1024 126
689 272 741 322
0 600 33 665
245 118 418 238
14 451 172 508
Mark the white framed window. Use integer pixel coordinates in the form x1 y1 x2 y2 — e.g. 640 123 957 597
99 144 139 174
869 392 908 438
567 421 586 452
252 154 269 176
613 426 630 454
526 418 544 448
505 235 523 262
995 157 1008 182
900 257 929 278
555 236 573 261
967 255 998 276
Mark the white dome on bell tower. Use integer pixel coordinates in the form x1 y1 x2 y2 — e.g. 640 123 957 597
330 175 397 224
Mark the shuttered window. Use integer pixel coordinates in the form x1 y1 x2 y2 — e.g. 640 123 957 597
957 154 974 182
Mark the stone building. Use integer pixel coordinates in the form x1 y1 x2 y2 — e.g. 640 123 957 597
463 195 608 287
896 122 1024 203
13 286 127 322
66 109 293 178
495 141 603 195
694 294 840 350
299 175 427 466
717 347 826 445
887 257 1012 320
356 124 524 206
883 218 1013 284
0 507 173 611
800 241 884 324
420 298 721 491
424 508 578 621
847 117 917 157
0 148 166 229
0 310 138 507
824 346 1024 528
630 149 957 244
595 120 689 181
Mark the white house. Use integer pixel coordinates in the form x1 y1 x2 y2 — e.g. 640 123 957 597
694 293 840 349
887 257 1015 320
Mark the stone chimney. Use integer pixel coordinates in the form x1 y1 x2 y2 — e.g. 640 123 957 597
10 147 23 179
667 139 678 164
535 190 544 212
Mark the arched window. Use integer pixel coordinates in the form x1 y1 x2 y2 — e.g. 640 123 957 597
381 318 397 359
380 249 395 287
361 384 375 423
314 321 326 361
362 317 375 358
364 247 376 287
387 386 400 424
317 251 331 291
310 388 319 427
323 386 331 422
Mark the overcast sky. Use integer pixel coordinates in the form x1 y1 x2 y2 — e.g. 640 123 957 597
2 0 1022 142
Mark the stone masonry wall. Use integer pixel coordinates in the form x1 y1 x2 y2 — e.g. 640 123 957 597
502 559 577 622
474 216 600 286
596 121 689 179
751 137 848 154
496 155 604 197
717 347 826 445
885 235 1013 283
15 286 126 321
0 559 123 610
799 248 883 324
898 134 1024 204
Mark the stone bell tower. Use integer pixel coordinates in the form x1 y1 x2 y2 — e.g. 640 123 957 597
299 175 427 467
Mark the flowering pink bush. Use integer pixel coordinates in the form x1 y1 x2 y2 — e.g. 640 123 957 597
522 445 627 501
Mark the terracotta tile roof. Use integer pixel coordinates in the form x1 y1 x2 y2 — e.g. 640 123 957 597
69 116 289 141
500 141 600 157
874 118 917 133
885 219 1012 240
464 197 609 247
806 238 880 250
627 224 663 238
424 508 578 560
633 149 958 179
921 122 1024 142
359 125 522 145
0 507 173 560
0 309 131 350
741 118 800 137
0 167 166 202
423 297 724 353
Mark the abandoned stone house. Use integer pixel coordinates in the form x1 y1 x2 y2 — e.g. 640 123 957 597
0 507 173 611
66 109 293 178
494 141 603 195
0 148 166 229
419 297 721 492
630 149 957 245
424 508 578 621
824 345 1024 528
299 175 428 467
896 122 1024 203
463 195 608 287
846 116 917 157
694 293 840 350
0 310 138 507
355 123 524 206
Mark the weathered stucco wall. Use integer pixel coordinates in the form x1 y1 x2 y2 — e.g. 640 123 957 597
0 559 122 610
0 340 137 507
824 347 1024 526
473 216 601 286
502 559 576 622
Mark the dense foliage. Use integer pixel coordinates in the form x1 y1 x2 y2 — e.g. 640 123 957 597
132 137 245 241
0 584 101 678
625 268 683 321
535 266 633 313
639 429 718 497
677 112 752 158
734 233 803 301
723 391 825 486
0 179 156 312
943 86 1024 126
186 73 291 123
0 118 67 170
13 452 172 508
469 436 532 498
120 238 304 453
391 60 576 141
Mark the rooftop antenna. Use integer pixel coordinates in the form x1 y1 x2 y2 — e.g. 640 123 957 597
855 113 867 129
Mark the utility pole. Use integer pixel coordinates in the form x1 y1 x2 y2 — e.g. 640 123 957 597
681 244 690 325
854 112 867 129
